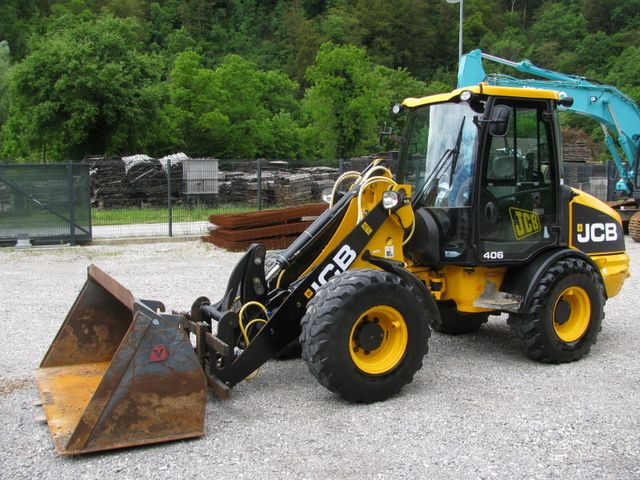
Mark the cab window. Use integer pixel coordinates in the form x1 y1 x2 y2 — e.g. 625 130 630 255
478 100 557 261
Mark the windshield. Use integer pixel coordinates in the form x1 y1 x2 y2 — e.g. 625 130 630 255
397 102 479 207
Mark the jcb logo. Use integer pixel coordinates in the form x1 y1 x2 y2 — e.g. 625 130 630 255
509 207 541 240
576 223 618 243
305 244 357 298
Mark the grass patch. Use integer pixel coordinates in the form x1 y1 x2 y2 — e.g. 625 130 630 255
91 204 254 226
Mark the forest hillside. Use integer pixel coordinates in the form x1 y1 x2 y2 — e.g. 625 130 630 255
0 0 638 162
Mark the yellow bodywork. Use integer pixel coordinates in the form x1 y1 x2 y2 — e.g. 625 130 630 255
403 84 561 109
569 188 630 297
590 253 629 298
349 305 408 374
300 166 414 279
552 286 591 342
408 265 505 313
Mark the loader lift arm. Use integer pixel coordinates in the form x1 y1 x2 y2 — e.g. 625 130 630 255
458 49 640 199
185 160 428 397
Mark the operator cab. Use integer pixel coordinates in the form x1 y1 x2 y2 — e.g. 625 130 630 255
397 85 563 265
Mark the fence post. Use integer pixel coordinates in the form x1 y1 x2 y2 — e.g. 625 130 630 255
167 158 173 237
339 158 344 174
67 161 76 246
257 158 263 211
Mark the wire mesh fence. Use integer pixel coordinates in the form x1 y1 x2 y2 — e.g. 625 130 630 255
83 155 352 239
0 163 91 245
0 152 618 244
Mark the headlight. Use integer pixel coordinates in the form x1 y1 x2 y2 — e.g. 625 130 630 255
460 90 472 102
382 190 400 210
392 103 403 115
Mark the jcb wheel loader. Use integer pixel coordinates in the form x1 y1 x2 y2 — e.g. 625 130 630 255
37 83 630 455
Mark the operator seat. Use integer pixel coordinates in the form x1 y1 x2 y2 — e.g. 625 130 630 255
489 156 515 180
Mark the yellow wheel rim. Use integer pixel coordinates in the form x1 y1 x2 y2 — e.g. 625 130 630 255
553 286 591 343
349 305 408 375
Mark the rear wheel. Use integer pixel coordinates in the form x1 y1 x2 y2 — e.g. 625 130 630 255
432 301 489 335
629 211 640 242
508 257 604 363
300 269 431 403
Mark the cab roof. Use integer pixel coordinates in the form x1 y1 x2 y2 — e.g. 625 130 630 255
402 84 561 108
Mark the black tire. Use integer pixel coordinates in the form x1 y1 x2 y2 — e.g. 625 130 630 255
433 301 489 335
300 269 431 403
508 257 605 363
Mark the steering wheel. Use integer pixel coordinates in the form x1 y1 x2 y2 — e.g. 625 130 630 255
479 189 499 232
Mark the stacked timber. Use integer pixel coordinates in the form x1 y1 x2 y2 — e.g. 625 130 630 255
159 153 187 198
124 156 166 206
247 172 276 207
203 203 328 251
562 142 592 162
298 166 340 200
83 156 130 208
273 173 313 204
219 171 246 203
347 152 398 173
564 161 607 185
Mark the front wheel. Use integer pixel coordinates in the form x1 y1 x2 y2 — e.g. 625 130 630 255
508 257 604 363
300 269 431 403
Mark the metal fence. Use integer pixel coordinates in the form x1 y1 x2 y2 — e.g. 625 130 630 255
82 156 357 239
0 163 91 245
0 154 617 244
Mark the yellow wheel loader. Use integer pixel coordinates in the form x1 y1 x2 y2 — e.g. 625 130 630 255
37 83 630 454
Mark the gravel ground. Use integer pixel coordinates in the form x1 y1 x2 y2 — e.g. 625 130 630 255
0 238 638 480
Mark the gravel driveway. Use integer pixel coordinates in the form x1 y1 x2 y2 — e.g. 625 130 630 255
1 238 638 479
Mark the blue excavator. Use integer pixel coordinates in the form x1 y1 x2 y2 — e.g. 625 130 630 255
457 49 640 241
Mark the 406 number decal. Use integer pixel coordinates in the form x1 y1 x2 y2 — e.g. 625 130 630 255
483 251 504 260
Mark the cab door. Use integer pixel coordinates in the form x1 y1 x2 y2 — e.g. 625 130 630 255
476 99 559 263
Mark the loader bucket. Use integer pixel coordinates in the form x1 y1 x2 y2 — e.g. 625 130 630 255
35 265 207 455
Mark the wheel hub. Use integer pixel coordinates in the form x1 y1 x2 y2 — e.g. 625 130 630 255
354 319 384 352
349 305 409 375
553 286 591 343
554 299 571 325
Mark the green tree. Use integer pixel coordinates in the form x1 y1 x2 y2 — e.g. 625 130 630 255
528 2 587 67
1 15 165 161
0 41 10 126
165 51 303 158
277 1 323 84
606 46 640 103
303 43 426 160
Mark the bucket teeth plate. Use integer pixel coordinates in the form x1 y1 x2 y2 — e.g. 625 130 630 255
36 265 207 455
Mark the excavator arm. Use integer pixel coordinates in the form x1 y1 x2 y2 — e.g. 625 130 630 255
458 49 640 198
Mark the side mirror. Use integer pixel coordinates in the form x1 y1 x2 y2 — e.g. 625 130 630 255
489 105 511 137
